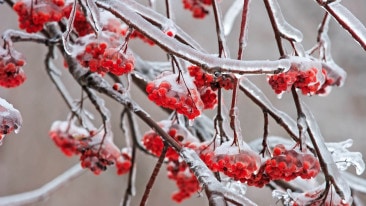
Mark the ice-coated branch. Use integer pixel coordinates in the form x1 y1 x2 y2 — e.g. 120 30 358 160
0 164 85 206
302 102 351 202
211 0 229 57
95 0 290 75
2 30 59 46
119 0 205 52
316 1 366 51
121 110 138 206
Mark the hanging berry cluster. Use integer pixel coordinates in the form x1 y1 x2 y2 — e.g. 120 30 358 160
49 120 132 175
75 34 134 76
142 121 202 202
0 48 26 88
266 58 341 95
62 4 94 37
146 72 204 119
264 144 320 181
188 65 235 109
182 0 212 19
13 0 65 33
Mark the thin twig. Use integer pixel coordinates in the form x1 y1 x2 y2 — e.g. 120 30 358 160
121 110 138 206
0 164 85 206
139 144 167 206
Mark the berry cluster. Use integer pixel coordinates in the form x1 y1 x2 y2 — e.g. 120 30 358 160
188 65 236 109
182 0 211 19
0 48 26 88
142 120 198 161
199 142 320 188
264 145 320 181
76 35 134 76
167 161 201 203
63 4 94 37
49 120 131 175
200 142 261 182
146 72 204 119
142 121 201 202
268 64 326 95
13 0 65 33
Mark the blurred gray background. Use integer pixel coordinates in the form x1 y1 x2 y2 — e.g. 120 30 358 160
0 0 366 205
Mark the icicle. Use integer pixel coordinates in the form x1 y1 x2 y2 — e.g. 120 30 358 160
223 0 245 35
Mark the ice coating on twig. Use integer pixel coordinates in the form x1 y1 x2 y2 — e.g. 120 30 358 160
267 0 303 42
0 97 22 144
223 0 244 35
96 0 290 74
327 2 366 50
302 102 351 203
240 78 299 137
326 139 365 175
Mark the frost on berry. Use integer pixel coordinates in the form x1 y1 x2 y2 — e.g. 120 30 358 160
200 141 261 182
75 34 135 76
49 120 131 175
0 48 27 88
13 0 65 33
146 72 204 119
0 98 22 144
264 144 320 181
182 0 211 19
268 58 326 95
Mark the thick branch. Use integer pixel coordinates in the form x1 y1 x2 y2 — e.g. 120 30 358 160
95 0 290 75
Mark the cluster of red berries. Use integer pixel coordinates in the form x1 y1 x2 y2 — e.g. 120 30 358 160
199 141 264 185
200 148 260 181
49 120 131 175
142 121 201 202
268 65 328 95
167 161 201 202
188 65 235 109
62 4 94 37
0 48 26 88
76 36 134 76
13 0 65 33
264 145 320 181
199 142 320 188
146 72 204 119
142 120 198 160
182 0 211 18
